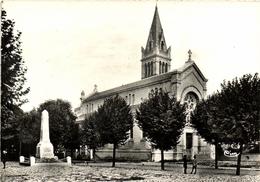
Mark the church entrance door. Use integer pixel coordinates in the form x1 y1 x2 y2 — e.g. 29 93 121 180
186 133 193 158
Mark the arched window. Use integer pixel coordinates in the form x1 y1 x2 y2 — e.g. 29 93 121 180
150 62 153 76
151 89 154 95
159 61 162 74
132 94 135 105
149 41 152 51
125 96 128 104
144 63 147 77
161 41 164 50
155 87 158 94
162 62 165 73
148 62 150 76
165 63 168 72
129 94 131 105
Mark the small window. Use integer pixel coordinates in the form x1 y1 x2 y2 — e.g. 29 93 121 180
148 62 150 76
155 88 158 94
149 41 152 50
150 62 153 76
159 62 161 74
161 41 164 50
162 63 165 73
132 94 135 105
144 63 146 76
129 94 131 105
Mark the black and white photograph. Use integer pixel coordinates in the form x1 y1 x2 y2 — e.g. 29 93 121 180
1 0 260 181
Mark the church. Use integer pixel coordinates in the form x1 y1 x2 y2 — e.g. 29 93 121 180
75 6 214 161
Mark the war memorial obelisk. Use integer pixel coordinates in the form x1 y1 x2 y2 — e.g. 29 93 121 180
36 110 54 159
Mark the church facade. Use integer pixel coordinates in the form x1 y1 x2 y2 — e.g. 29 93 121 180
75 6 213 161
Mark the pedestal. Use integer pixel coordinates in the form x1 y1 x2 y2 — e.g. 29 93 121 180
36 141 54 159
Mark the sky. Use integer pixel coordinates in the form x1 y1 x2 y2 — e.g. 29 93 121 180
3 0 260 112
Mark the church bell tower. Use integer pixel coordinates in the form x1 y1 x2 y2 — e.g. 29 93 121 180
141 6 171 79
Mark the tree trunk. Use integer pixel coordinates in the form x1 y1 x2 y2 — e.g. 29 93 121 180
215 142 218 169
29 143 31 156
161 149 164 170
93 148 96 163
0 121 1 161
112 143 116 167
236 145 243 175
19 141 22 157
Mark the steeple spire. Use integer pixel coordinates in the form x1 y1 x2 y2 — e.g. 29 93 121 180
145 5 166 52
141 5 171 79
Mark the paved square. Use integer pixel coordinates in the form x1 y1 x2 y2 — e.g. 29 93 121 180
1 162 260 181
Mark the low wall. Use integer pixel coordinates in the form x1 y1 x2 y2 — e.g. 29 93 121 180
96 149 151 161
152 150 183 162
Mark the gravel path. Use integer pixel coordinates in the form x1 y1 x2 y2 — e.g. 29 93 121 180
0 162 259 182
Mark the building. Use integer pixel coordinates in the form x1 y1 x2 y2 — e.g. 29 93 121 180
75 6 213 161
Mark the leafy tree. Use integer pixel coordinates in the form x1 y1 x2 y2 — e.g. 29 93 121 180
64 122 80 157
191 94 223 169
38 99 79 155
1 105 24 160
96 95 133 167
19 109 40 156
80 112 103 162
136 90 186 170
217 73 260 175
1 9 29 158
19 109 40 144
193 73 260 175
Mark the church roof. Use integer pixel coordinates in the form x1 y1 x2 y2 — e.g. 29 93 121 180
83 71 175 103
179 60 208 83
82 61 207 103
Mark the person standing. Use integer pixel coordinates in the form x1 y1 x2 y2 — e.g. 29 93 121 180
190 155 197 174
2 150 8 169
183 155 187 174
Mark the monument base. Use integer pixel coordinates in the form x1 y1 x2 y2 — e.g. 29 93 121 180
36 141 54 159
